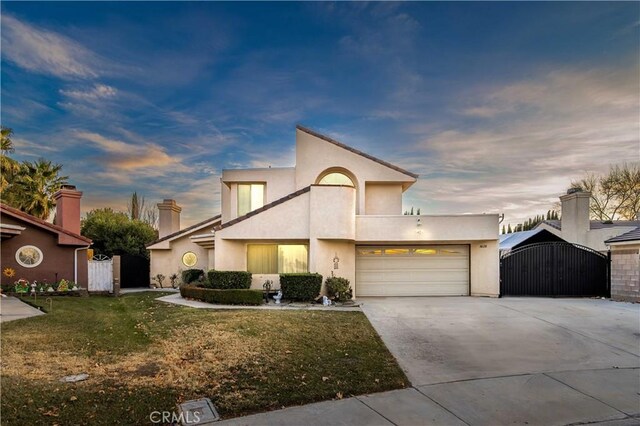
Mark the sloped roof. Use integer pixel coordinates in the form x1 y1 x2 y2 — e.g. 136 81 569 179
538 219 640 231
216 186 311 231
296 125 418 179
147 214 221 247
0 203 91 246
605 227 640 244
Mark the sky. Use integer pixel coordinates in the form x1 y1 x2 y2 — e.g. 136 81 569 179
1 2 638 228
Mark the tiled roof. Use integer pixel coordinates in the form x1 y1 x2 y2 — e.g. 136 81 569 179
216 186 311 231
147 214 221 247
538 219 640 231
296 125 419 179
605 227 640 244
0 203 91 245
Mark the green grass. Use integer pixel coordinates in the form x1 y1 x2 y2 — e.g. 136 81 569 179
1 293 407 425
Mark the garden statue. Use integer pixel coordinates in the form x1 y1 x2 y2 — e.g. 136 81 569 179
322 296 332 306
273 290 283 304
263 280 272 303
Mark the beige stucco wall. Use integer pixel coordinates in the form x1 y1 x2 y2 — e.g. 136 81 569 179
221 168 296 223
609 243 639 302
309 185 356 240
311 239 356 296
216 191 310 241
149 234 211 286
470 240 500 297
356 214 499 242
365 184 403 215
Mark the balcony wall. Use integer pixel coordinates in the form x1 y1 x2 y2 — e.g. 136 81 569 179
356 214 499 243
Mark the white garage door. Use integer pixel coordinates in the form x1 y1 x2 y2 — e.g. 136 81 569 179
356 245 469 296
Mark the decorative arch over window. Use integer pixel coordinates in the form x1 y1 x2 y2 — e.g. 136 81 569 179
316 168 356 188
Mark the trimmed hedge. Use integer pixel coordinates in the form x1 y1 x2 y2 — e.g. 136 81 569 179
182 269 204 284
205 270 252 289
325 277 353 301
180 285 263 305
280 273 322 301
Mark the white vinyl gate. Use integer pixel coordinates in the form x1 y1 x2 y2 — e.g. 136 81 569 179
88 256 113 292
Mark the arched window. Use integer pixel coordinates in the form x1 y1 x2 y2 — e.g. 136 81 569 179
318 172 355 187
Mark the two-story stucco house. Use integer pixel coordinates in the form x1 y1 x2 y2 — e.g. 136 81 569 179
149 126 500 297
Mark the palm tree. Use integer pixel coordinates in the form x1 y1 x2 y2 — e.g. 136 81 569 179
0 126 20 194
12 159 68 219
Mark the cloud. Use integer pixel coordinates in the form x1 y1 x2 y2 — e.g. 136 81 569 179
74 131 184 171
1 14 103 79
60 84 117 100
403 64 639 226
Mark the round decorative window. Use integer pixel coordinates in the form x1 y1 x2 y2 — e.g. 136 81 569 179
182 252 198 267
15 245 43 268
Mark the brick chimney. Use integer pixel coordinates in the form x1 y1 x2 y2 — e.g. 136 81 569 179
157 199 181 238
560 188 591 246
54 185 82 235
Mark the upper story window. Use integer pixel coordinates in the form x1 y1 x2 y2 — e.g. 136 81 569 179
318 172 354 187
238 183 265 217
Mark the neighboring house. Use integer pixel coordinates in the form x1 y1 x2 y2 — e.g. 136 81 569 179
147 200 221 282
0 185 91 287
499 228 566 256
605 228 640 302
535 189 640 252
209 125 499 297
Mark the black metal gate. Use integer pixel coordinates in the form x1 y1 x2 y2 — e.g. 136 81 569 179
500 242 610 297
120 255 150 288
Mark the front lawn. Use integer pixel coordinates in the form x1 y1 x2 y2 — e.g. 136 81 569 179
1 293 407 424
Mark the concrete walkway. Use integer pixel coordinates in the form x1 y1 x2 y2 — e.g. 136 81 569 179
217 297 640 425
0 296 45 322
156 292 362 311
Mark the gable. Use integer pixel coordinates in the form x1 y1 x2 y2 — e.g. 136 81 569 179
295 126 417 191
147 215 220 250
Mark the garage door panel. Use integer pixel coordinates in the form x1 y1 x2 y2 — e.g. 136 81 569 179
356 245 469 297
358 270 468 283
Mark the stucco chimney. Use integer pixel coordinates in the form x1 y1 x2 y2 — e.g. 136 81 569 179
560 189 590 245
54 185 82 235
157 199 181 238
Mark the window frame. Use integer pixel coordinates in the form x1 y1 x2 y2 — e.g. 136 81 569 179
237 183 265 217
247 243 309 274
15 245 44 268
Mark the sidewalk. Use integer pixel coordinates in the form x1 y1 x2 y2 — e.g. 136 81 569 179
217 368 639 425
0 296 45 322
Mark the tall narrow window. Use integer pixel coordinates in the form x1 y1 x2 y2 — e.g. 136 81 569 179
238 183 265 216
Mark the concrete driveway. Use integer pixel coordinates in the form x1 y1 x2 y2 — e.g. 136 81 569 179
360 297 640 425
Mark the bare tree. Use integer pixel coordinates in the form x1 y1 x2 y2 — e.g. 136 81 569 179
571 163 640 221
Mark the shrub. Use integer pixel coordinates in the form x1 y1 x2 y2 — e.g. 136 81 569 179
280 273 322 301
180 285 262 305
205 270 252 289
182 269 204 284
325 277 352 301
